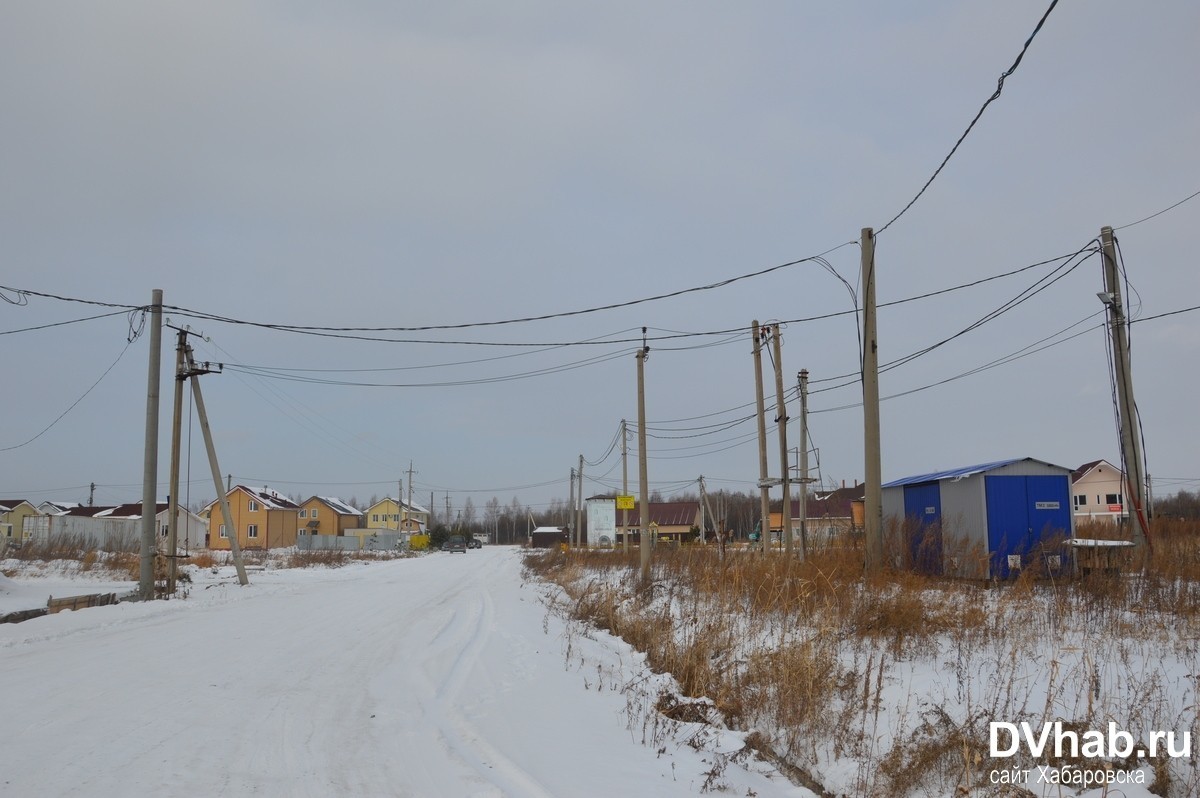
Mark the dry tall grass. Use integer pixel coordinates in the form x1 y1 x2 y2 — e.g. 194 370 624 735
526 518 1200 797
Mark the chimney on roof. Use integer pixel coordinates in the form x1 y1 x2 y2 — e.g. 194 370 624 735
842 480 845 489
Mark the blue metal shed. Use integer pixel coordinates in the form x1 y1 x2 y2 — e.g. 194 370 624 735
882 458 1075 579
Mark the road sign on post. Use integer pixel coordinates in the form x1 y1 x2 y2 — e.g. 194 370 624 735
616 495 635 510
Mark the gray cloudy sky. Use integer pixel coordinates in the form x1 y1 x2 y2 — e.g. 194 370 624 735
2 1 1197 516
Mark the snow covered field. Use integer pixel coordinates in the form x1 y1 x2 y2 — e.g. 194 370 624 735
1 548 809 797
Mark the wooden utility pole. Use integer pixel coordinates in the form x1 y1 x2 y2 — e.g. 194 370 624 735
798 369 811 559
166 327 187 595
752 321 771 553
1100 226 1150 550
861 228 884 574
771 324 793 556
139 289 163 601
637 345 651 582
185 346 248 586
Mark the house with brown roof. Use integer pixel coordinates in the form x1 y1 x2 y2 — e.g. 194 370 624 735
615 501 701 545
202 486 300 550
297 496 363 537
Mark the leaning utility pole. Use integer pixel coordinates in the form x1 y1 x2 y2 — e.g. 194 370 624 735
185 346 249 586
1100 226 1150 550
139 289 163 601
861 228 884 574
751 321 771 553
637 343 651 582
771 324 793 556
621 419 629 553
797 370 811 559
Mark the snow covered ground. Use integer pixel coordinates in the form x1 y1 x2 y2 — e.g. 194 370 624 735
1 548 811 797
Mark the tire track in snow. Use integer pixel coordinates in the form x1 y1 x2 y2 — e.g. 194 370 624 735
391 558 556 798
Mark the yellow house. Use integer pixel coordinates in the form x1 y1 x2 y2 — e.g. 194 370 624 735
364 497 429 533
0 499 39 543
202 486 300 550
297 496 363 537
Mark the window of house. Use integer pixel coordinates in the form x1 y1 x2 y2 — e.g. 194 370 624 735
312 509 318 518
1105 493 1123 506
248 500 259 512
372 514 379 522
1074 495 1087 508
299 509 307 518
248 524 259 539
219 525 228 538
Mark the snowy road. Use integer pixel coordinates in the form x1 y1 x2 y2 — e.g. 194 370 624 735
1 548 806 797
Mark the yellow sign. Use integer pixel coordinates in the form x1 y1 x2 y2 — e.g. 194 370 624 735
616 495 636 510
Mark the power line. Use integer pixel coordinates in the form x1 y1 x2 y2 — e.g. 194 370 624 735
1129 305 1200 324
0 336 139 452
163 241 857 334
0 309 133 336
1114 188 1200 231
877 0 1061 234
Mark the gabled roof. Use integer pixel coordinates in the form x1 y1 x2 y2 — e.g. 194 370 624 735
201 486 301 513
619 501 700 528
66 505 118 517
883 458 1070 488
39 501 80 515
237 486 299 510
95 503 169 519
1072 459 1120 483
0 499 36 513
306 496 362 516
365 497 429 515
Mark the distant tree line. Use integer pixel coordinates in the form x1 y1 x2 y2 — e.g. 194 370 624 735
1157 490 1200 519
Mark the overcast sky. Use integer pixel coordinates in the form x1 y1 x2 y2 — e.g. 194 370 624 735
2 1 1197 517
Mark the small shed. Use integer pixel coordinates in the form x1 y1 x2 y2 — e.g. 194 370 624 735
529 526 568 549
882 458 1075 579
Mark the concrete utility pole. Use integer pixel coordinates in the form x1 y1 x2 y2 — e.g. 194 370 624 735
798 369 811 559
577 454 585 548
568 467 576 544
861 228 884 574
698 476 707 544
771 324 793 557
1100 226 1150 549
621 419 629 552
89 483 95 506
406 462 416 531
636 344 651 582
139 289 163 601
186 346 249 586
166 327 187 595
751 321 771 554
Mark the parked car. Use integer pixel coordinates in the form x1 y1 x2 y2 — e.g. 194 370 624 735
467 537 483 549
442 535 467 553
